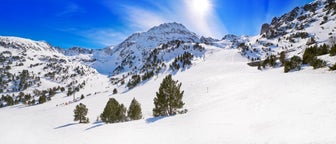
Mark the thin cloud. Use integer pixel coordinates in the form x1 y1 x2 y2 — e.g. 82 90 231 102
109 0 227 39
57 2 86 17
78 28 128 47
54 26 127 48
123 6 167 31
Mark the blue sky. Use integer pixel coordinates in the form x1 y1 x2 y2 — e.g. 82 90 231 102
0 0 313 49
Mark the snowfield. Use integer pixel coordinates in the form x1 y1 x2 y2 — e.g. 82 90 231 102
0 48 335 144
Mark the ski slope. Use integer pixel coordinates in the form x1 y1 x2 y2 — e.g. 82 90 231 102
1 48 336 144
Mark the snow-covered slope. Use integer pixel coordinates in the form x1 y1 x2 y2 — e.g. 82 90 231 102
0 47 335 144
235 0 336 63
0 36 57 52
0 36 100 107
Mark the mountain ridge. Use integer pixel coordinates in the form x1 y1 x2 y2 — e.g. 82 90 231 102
0 0 335 106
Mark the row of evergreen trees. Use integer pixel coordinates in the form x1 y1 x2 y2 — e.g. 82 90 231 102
74 97 143 124
0 86 63 107
100 98 142 123
169 52 194 71
284 56 302 73
258 43 336 72
74 74 186 124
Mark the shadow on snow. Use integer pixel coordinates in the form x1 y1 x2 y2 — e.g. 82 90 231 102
146 116 171 123
85 121 104 131
54 123 78 129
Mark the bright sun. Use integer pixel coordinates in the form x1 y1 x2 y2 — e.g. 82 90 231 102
191 0 211 14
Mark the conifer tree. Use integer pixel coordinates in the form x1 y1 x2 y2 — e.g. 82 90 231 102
113 88 118 94
117 104 127 122
74 103 89 123
153 74 185 117
127 98 142 120
100 98 126 123
279 51 286 65
38 94 46 104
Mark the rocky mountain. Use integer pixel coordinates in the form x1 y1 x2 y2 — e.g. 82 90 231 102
0 36 98 107
56 47 94 56
84 22 208 88
235 0 336 67
0 36 57 52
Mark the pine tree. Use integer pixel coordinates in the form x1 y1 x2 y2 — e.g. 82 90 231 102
117 104 127 122
100 98 126 123
284 55 302 73
74 103 89 123
38 94 47 104
329 63 336 71
127 98 142 120
60 87 65 92
113 88 118 94
279 51 286 65
153 74 185 117
330 44 336 56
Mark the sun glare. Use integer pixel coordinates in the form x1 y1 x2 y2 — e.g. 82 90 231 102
191 0 211 14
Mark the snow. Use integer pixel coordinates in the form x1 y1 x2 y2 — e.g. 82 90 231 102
1 1 336 143
76 22 201 74
1 48 335 144
0 36 56 52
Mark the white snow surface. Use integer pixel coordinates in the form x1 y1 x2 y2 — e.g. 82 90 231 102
0 36 56 52
1 48 335 144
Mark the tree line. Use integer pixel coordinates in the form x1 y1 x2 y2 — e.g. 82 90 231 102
74 74 187 124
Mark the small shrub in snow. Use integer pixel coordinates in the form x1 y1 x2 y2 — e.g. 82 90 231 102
330 44 336 56
279 51 286 65
310 58 327 69
38 94 47 104
306 37 316 45
329 63 336 71
127 75 141 89
60 87 65 92
141 71 154 81
2 95 14 106
113 88 118 94
261 55 277 68
284 56 302 73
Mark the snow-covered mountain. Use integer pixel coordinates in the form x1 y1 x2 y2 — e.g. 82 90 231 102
0 36 100 107
235 0 336 63
61 0 336 89
3 0 335 99
78 22 210 89
56 47 94 56
0 36 57 52
0 0 336 143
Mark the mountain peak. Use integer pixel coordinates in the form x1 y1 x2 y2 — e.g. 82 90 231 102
147 22 188 33
113 22 200 54
0 36 56 52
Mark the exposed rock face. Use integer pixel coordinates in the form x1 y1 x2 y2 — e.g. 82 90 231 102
260 23 270 35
